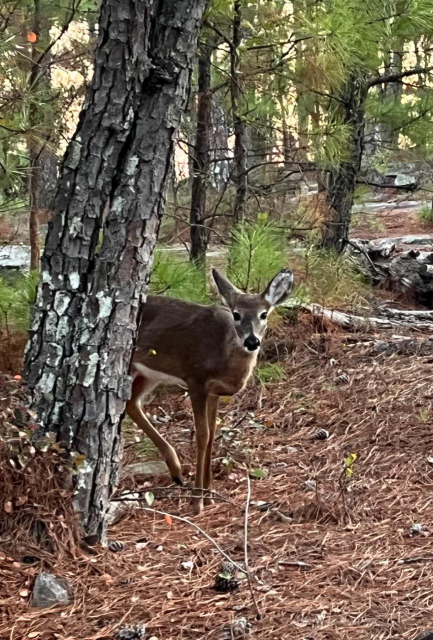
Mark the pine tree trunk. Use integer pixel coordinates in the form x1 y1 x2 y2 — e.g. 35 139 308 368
28 0 42 272
321 78 368 251
190 42 213 263
379 50 403 149
231 0 247 223
24 0 207 540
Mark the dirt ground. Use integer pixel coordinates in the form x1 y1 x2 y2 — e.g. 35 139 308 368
350 191 433 242
2 316 433 640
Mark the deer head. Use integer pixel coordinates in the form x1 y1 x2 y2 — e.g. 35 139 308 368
212 268 294 352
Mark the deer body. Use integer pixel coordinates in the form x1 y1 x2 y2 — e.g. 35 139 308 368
126 269 293 514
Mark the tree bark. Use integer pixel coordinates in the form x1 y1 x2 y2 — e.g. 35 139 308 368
24 0 207 540
190 40 213 263
231 0 247 223
321 78 368 251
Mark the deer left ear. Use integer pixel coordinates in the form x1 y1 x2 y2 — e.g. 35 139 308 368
261 269 294 307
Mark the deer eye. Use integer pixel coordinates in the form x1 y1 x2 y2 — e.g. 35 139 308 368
260 312 268 320
233 311 241 321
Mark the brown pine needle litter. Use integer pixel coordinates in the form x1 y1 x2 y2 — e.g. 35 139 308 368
2 316 433 639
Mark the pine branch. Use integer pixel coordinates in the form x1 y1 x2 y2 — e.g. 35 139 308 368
368 66 433 88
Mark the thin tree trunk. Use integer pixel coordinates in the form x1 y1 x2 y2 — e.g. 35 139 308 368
28 0 42 272
379 50 403 149
231 0 247 223
24 0 207 540
321 78 368 251
190 40 213 263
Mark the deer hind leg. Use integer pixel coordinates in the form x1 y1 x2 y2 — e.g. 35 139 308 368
188 386 209 516
203 395 219 505
125 375 183 485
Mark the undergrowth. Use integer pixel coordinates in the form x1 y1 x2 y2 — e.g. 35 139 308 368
227 217 287 292
149 249 210 303
255 362 286 386
417 204 433 222
295 248 369 309
0 271 38 332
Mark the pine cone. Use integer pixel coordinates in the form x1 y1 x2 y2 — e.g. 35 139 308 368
114 623 146 640
313 428 329 441
214 561 239 593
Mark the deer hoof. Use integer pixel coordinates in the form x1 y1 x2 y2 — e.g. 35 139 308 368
172 475 184 486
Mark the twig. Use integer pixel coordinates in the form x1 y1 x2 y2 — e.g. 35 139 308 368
111 488 238 507
398 556 433 565
244 470 262 620
138 506 245 572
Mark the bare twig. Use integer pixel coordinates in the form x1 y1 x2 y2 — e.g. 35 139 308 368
244 470 262 620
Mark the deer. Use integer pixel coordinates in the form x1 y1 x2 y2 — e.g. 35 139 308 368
126 268 294 515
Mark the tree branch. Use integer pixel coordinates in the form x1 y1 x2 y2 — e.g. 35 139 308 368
368 66 433 88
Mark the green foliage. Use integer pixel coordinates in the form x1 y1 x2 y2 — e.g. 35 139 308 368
298 247 369 308
150 249 210 304
0 271 38 332
353 184 372 205
418 205 433 222
227 217 287 292
255 362 286 386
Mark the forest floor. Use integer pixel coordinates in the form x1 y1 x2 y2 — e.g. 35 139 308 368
350 190 433 242
2 315 433 640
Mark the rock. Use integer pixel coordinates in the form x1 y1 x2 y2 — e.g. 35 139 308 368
31 572 71 608
392 173 417 187
120 461 168 479
0 245 31 270
115 624 146 640
0 245 31 281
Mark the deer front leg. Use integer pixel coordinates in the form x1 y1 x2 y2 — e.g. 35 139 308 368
203 395 219 505
188 386 209 516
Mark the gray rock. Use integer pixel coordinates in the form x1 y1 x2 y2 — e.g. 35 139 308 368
392 173 417 187
120 460 168 478
31 572 71 608
0 245 30 270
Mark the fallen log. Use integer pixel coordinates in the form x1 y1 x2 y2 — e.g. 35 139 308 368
348 238 433 306
303 303 433 331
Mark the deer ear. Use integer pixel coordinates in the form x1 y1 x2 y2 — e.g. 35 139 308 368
261 269 294 307
212 269 242 308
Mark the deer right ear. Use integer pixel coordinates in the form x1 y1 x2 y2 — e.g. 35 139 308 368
212 269 242 309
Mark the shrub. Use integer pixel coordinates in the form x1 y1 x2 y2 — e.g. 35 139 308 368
227 217 287 292
255 362 286 386
418 205 433 222
297 247 369 309
150 248 210 303
0 271 38 333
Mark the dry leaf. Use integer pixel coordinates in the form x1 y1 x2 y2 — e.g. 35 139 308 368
16 495 28 506
28 633 42 638
4 501 12 514
164 514 173 526
19 589 29 597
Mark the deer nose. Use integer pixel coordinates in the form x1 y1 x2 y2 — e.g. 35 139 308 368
244 335 261 351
